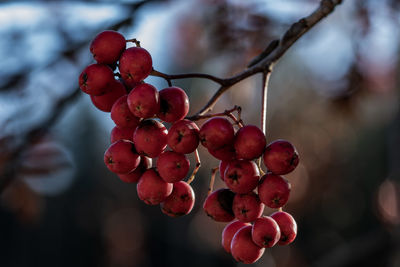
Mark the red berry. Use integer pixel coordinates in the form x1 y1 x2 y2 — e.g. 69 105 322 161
156 151 190 183
221 220 250 253
118 156 152 183
161 181 195 217
263 139 299 175
231 225 265 264
133 119 168 158
90 30 126 64
111 95 141 128
251 216 281 248
207 144 236 161
258 173 291 208
90 80 126 112
110 126 135 143
79 64 115 95
203 188 235 222
167 119 199 154
199 117 234 150
224 160 260 194
119 47 152 86
219 160 230 181
270 211 297 245
234 125 266 160
136 168 173 205
157 87 189 122
127 83 160 119
104 140 140 174
232 192 264 223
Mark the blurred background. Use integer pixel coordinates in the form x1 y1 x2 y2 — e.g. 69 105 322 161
0 0 399 266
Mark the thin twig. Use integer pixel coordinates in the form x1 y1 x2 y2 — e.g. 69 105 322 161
183 0 342 118
188 105 242 122
187 149 201 185
126 38 141 47
261 71 271 135
208 167 218 195
151 69 227 85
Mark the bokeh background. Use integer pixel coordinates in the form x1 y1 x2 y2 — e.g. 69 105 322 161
0 0 400 266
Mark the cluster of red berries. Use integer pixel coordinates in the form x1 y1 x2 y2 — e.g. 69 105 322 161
78 30 300 265
78 30 195 217
200 118 299 263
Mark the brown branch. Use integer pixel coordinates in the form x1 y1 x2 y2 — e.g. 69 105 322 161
153 0 342 118
150 69 227 86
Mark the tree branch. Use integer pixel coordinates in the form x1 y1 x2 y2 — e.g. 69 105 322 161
152 0 343 119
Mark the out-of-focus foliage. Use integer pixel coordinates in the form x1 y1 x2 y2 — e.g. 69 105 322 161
0 0 400 267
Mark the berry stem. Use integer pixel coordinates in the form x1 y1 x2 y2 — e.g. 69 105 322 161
187 105 242 122
126 38 141 47
208 167 218 195
261 71 271 135
257 158 266 176
187 149 201 185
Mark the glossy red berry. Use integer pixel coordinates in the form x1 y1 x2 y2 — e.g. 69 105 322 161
232 192 264 223
90 30 126 64
231 225 265 264
251 216 281 248
119 47 152 87
118 156 152 183
110 126 135 143
157 87 189 123
127 83 160 119
234 125 266 160
221 220 250 253
79 64 115 95
156 151 190 183
263 139 299 175
270 211 297 245
207 144 236 161
224 160 260 194
258 173 291 208
167 119 199 154
90 80 126 112
111 95 141 129
161 181 195 217
203 188 235 222
136 168 173 205
133 120 168 158
199 117 235 150
104 140 140 174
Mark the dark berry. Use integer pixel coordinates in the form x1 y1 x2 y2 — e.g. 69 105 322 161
231 225 265 264
263 139 299 175
258 173 291 208
251 216 281 248
203 188 235 222
79 64 115 95
133 119 168 158
161 181 195 217
104 140 140 174
167 119 199 154
156 151 190 183
136 168 173 205
90 30 126 64
127 83 160 119
270 211 297 245
157 87 189 123
224 160 260 194
234 125 266 160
